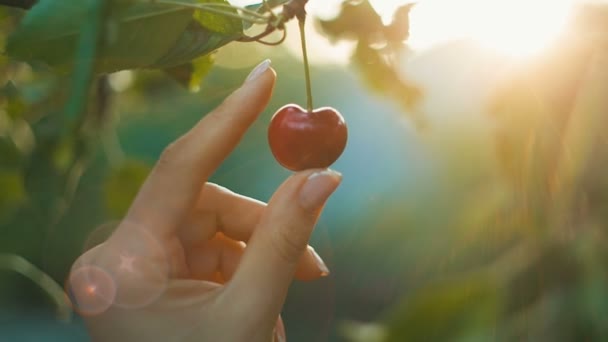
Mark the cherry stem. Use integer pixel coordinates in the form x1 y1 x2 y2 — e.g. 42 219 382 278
298 15 314 112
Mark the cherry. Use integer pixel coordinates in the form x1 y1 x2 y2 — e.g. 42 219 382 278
268 104 347 171
267 8 348 171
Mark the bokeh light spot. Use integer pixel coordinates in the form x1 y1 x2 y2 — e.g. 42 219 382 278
67 266 117 316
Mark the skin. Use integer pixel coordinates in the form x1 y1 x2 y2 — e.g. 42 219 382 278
67 63 342 342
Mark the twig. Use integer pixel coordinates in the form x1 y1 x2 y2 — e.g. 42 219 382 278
0 254 72 321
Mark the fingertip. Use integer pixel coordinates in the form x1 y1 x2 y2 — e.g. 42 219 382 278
240 60 276 94
220 64 276 121
294 246 330 281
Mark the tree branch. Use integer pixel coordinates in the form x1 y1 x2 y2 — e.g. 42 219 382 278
0 0 37 10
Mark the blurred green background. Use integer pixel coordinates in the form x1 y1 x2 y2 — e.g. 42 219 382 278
2 0 608 341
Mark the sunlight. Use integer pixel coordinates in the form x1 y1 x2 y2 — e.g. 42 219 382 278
407 0 576 58
228 0 580 63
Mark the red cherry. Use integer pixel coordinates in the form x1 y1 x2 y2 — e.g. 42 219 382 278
268 104 348 171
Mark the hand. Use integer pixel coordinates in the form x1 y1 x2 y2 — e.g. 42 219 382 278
67 60 342 342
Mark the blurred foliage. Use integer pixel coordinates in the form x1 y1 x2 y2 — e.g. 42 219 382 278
103 159 150 218
337 3 608 342
2 0 608 341
318 0 423 126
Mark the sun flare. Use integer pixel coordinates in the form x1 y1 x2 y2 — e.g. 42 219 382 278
406 0 577 58
227 0 580 63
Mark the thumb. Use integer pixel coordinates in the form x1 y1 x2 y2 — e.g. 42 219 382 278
222 169 341 321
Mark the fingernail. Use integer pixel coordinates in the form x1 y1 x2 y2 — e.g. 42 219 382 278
274 319 287 342
246 59 271 83
308 246 330 276
299 169 342 211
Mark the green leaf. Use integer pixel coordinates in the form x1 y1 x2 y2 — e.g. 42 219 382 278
243 0 289 30
98 3 196 73
7 0 195 73
188 53 215 90
152 19 237 68
165 53 215 91
7 0 249 75
193 0 242 35
103 160 151 218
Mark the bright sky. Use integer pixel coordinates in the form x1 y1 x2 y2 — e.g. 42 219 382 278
227 0 601 63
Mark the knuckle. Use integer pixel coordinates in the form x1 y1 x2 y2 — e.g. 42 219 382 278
157 137 187 169
271 223 308 265
206 182 235 196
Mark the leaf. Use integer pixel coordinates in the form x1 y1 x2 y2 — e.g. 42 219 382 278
318 0 384 44
152 19 237 68
243 0 290 30
165 53 215 91
7 0 249 75
352 43 422 116
96 2 197 72
7 0 195 73
193 0 242 35
188 53 215 90
384 3 415 42
103 160 151 218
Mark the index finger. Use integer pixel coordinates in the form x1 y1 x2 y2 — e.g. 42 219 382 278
125 60 276 238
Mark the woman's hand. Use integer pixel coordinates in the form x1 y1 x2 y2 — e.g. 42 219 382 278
67 60 342 342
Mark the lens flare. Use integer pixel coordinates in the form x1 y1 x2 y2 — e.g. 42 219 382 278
100 221 170 309
67 266 116 316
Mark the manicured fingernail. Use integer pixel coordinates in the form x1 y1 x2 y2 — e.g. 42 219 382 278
308 246 330 276
246 59 271 83
275 320 286 342
299 169 342 211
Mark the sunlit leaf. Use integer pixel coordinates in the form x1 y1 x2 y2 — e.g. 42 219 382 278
103 160 151 218
384 4 415 42
318 0 422 121
193 0 241 35
189 51 215 86
318 0 384 44
165 53 215 92
352 43 422 116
